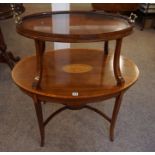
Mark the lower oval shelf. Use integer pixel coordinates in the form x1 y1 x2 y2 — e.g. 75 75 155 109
12 48 139 105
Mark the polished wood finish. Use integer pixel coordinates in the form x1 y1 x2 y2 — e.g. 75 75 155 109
114 38 125 85
16 11 133 88
12 49 139 145
16 11 133 42
12 11 139 146
33 95 44 147
104 41 109 55
12 49 139 104
33 40 45 89
110 92 123 141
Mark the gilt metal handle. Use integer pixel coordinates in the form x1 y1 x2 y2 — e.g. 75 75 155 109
10 4 22 24
128 12 138 24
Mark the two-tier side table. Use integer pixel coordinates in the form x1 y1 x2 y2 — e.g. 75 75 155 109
12 11 139 146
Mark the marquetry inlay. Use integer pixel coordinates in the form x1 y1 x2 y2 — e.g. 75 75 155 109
62 64 93 73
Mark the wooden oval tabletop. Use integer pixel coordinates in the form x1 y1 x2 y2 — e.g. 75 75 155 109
16 11 133 42
12 49 139 105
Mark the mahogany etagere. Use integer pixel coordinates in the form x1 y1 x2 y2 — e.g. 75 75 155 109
12 11 139 146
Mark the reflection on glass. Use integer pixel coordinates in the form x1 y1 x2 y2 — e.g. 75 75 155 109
53 14 70 49
52 14 70 34
52 14 70 82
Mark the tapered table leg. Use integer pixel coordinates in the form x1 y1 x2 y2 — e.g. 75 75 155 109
113 38 125 85
32 40 45 89
110 92 123 141
104 41 109 55
33 96 45 147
